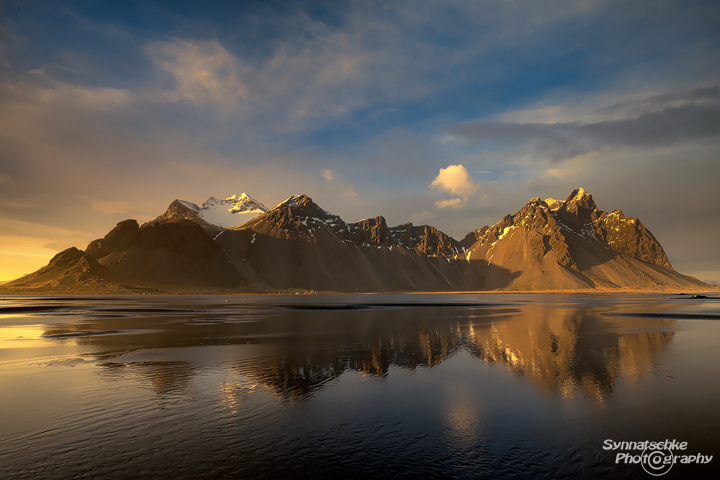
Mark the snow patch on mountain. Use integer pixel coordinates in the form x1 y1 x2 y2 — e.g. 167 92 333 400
194 193 267 228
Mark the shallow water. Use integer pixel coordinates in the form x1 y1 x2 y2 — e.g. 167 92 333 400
1 293 718 479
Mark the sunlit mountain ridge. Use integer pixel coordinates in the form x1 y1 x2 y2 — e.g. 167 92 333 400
2 189 708 293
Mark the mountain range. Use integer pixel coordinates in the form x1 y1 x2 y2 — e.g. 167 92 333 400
4 189 708 293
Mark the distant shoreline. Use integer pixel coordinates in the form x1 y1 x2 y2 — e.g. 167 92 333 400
1 286 717 296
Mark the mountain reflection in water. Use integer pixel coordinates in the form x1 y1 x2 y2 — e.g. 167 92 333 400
1 294 718 479
39 298 673 402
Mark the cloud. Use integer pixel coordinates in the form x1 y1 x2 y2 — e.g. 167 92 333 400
435 198 464 209
430 164 480 198
430 164 481 210
144 38 248 111
445 86 720 163
135 0 681 135
142 33 371 130
319 168 358 199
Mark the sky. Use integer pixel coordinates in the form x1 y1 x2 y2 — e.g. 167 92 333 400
1 0 719 283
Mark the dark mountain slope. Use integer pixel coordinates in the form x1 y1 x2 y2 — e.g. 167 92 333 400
98 219 242 288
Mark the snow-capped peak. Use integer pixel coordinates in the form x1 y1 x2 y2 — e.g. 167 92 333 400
192 193 267 228
225 193 267 212
202 193 266 212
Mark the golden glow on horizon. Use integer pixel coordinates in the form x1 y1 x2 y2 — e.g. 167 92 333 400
0 220 99 282
0 251 54 282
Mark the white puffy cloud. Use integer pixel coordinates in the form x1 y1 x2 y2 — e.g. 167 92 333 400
430 164 479 196
429 164 481 210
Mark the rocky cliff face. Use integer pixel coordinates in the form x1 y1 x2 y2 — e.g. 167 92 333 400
465 200 574 268
385 223 462 257
220 194 465 292
345 217 461 257
594 210 672 269
551 188 672 269
244 194 462 258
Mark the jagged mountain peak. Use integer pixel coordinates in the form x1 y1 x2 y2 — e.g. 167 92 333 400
555 187 600 231
280 193 313 207
538 188 597 216
274 193 328 214
240 198 462 257
568 186 588 199
275 194 332 218
242 194 349 240
521 197 554 216
563 187 597 209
